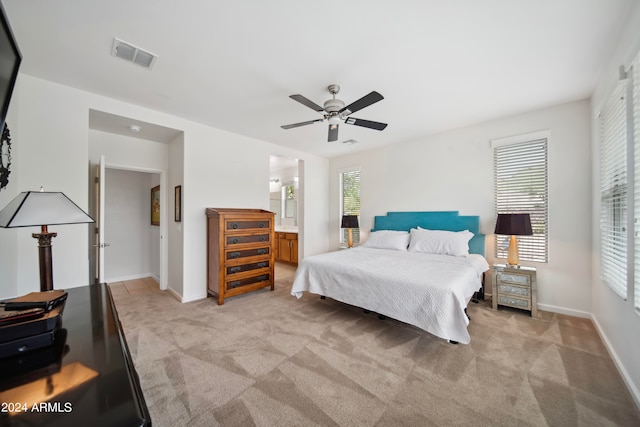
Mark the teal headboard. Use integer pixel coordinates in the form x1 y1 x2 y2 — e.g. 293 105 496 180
371 211 486 256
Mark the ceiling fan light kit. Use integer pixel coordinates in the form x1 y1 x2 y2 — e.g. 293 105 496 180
281 84 387 142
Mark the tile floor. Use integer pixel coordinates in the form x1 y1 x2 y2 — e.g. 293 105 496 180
107 276 160 298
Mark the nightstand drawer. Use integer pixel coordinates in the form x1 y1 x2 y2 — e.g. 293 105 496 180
497 283 531 298
498 295 531 310
497 271 530 285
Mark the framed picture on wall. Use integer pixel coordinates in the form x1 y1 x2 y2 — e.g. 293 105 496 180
151 185 160 226
175 185 181 222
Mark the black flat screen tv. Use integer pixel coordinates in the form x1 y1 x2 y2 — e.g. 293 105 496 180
0 2 21 132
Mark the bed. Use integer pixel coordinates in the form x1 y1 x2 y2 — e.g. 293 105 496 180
291 211 489 344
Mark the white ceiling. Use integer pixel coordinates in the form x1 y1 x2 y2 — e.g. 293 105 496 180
3 0 636 158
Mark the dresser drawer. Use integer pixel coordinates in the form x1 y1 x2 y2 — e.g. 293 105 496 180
226 261 270 275
226 247 270 261
497 271 530 285
497 283 531 298
226 273 271 291
226 233 270 247
498 295 531 310
225 219 270 231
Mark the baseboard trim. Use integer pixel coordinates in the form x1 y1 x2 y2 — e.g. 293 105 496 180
105 273 155 283
591 315 640 410
166 287 183 302
536 303 591 319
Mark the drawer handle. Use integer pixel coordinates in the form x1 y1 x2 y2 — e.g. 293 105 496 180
229 252 241 259
231 223 239 229
231 238 240 244
257 262 267 268
258 275 268 282
230 266 241 273
258 236 266 242
229 281 241 288
259 223 266 228
257 249 267 255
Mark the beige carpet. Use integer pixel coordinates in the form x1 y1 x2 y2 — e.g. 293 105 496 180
109 264 640 426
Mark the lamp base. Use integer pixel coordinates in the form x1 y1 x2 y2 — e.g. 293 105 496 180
33 226 57 292
507 235 519 266
347 228 353 248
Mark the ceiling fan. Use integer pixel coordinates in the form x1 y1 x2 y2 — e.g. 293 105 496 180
281 84 388 142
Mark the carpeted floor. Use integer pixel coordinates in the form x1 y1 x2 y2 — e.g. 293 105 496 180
108 264 640 426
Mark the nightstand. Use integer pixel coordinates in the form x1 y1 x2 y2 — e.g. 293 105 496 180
492 264 537 317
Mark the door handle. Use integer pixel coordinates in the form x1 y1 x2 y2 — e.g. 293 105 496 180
92 243 111 248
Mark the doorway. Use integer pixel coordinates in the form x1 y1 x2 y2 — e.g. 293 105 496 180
103 167 161 283
270 155 301 266
88 109 180 289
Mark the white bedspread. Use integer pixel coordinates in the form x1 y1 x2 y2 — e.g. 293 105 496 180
291 247 489 344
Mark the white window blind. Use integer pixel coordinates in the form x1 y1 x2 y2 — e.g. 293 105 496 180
600 80 628 300
494 139 548 263
633 53 640 310
340 168 361 245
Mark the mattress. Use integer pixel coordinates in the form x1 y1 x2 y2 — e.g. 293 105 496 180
291 247 489 344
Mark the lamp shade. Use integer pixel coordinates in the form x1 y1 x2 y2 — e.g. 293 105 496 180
494 213 532 236
341 215 359 229
0 191 94 228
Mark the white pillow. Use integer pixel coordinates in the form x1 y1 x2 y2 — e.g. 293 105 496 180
362 230 410 251
408 228 474 256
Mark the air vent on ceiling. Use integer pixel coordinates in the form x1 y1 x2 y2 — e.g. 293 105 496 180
111 38 157 69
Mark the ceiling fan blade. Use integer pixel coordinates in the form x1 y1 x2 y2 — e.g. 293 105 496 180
344 117 388 131
328 124 339 142
339 91 384 115
281 119 323 129
289 94 324 112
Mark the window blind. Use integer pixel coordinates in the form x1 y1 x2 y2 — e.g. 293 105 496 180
340 168 361 245
494 139 548 262
600 80 628 300
633 53 640 310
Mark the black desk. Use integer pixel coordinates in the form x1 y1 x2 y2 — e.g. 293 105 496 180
0 284 150 426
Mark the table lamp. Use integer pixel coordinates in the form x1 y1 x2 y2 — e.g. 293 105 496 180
341 215 359 248
494 213 533 266
0 189 94 291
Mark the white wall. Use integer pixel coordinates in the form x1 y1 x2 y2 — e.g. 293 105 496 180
330 99 592 317
590 1 640 408
13 75 94 295
181 128 329 302
103 168 158 282
0 79 20 299
9 74 330 301
167 133 184 298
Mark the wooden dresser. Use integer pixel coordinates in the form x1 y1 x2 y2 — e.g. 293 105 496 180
206 208 275 304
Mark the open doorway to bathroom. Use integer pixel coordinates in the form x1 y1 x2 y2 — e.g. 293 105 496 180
270 155 300 267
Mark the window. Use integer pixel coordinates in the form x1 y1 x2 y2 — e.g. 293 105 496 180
600 80 628 300
340 167 360 245
633 52 640 310
493 135 548 263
